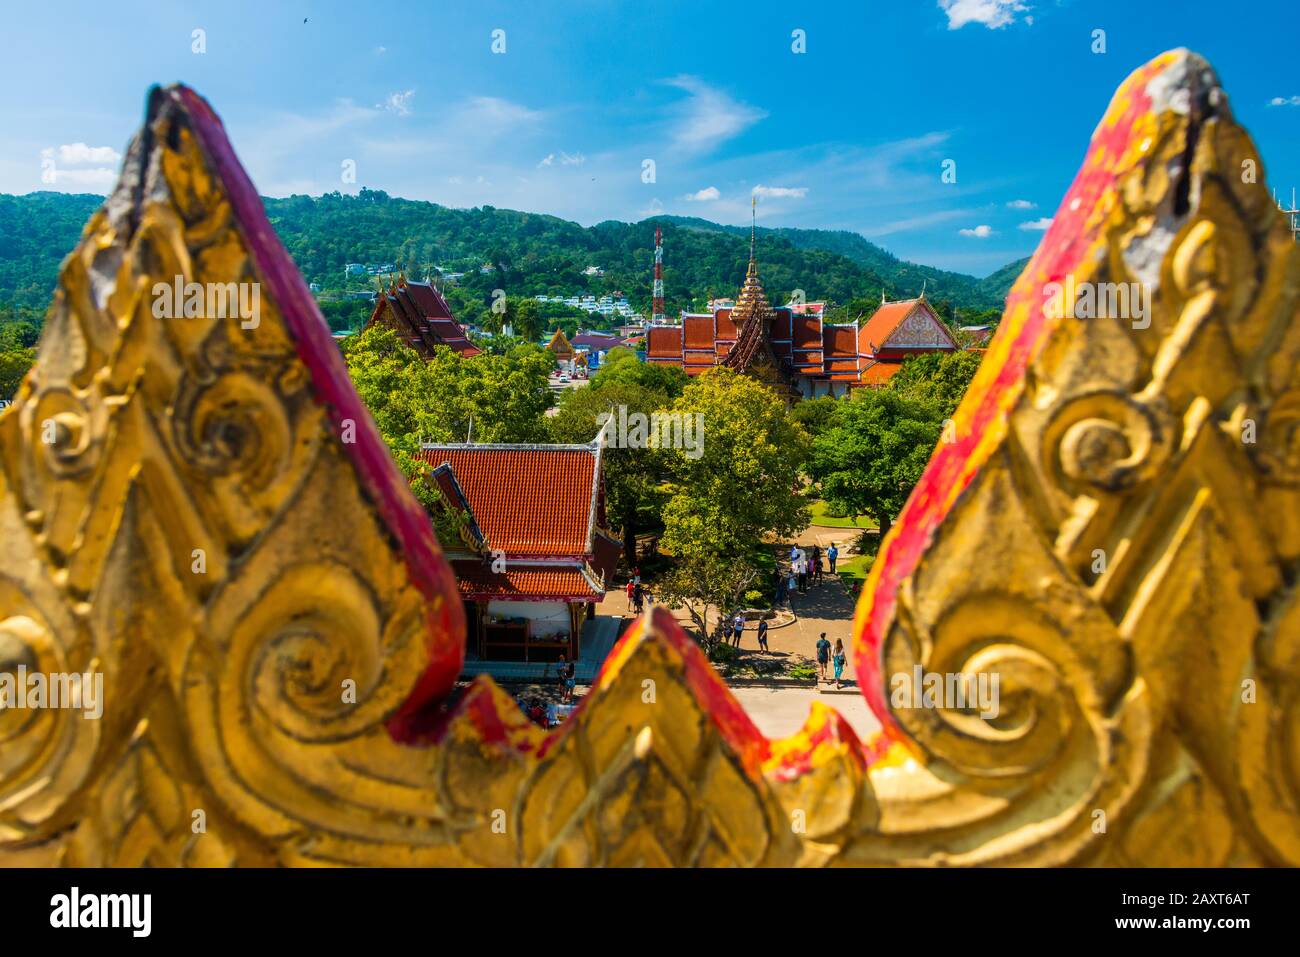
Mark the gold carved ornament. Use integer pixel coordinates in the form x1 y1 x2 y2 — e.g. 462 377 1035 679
1 51 1297 866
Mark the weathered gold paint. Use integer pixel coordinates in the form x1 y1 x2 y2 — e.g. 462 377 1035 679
1 51 1297 866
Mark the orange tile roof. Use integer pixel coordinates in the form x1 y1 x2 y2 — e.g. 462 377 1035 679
414 446 598 556
822 325 858 357
859 359 903 384
792 314 822 349
859 300 918 352
684 315 715 349
646 326 682 356
451 561 602 600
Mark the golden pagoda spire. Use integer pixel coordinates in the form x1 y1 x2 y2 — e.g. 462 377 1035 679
749 193 757 264
730 195 772 329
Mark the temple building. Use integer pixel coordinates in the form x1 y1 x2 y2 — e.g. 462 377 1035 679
364 276 481 359
645 231 958 396
546 328 575 373
415 440 621 663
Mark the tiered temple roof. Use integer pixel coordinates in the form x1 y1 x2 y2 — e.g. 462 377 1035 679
364 277 481 359
646 286 958 394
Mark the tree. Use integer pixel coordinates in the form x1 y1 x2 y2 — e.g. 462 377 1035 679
590 347 690 399
513 298 543 342
550 379 671 565
655 555 759 650
341 325 553 492
658 367 810 562
890 350 982 419
0 345 36 400
788 394 842 440
809 388 942 538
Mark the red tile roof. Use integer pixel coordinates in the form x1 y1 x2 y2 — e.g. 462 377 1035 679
367 279 481 358
451 561 602 600
414 445 599 556
792 314 822 349
822 325 858 358
647 326 682 357
859 359 903 384
684 315 715 349
646 295 956 389
858 300 917 352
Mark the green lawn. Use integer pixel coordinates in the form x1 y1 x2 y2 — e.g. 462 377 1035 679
834 553 875 585
807 499 878 530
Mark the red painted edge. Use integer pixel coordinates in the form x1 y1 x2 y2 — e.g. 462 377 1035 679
172 86 465 738
852 54 1178 744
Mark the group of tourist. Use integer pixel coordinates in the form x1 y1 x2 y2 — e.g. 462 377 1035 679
625 569 652 615
776 542 839 604
815 632 849 689
720 611 769 652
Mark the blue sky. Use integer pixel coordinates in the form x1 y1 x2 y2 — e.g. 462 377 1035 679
2 0 1297 276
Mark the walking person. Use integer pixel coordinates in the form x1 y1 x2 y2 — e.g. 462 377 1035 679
757 618 769 653
632 581 644 615
775 574 787 607
732 612 745 648
810 545 822 585
787 569 798 605
625 578 635 606
797 554 808 594
815 633 831 680
827 543 838 576
833 639 847 689
558 654 575 704
721 615 733 646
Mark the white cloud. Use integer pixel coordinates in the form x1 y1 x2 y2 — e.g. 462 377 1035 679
464 96 542 129
1006 198 1035 209
663 75 767 153
45 143 121 165
938 0 1031 30
1269 95 1300 107
375 46 387 56
378 90 415 115
539 150 583 168
1018 217 1053 231
753 184 807 199
959 224 995 238
37 144 123 193
685 186 721 202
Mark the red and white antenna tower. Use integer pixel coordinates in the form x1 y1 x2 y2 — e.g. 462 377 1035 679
652 226 666 327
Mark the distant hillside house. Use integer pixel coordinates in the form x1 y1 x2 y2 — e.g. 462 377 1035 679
645 242 958 397
364 277 481 359
415 441 620 663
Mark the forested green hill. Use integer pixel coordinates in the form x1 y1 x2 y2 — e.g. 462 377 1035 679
0 190 1024 323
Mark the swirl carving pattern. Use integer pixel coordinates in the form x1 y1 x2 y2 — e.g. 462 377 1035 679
1 51 1298 866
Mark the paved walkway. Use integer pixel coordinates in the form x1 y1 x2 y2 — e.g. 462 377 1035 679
729 686 880 741
596 523 868 692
